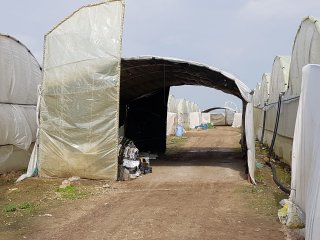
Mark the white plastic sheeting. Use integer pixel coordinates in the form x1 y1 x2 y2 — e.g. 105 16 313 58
166 112 177 135
269 56 291 104
260 73 271 106
290 64 320 240
201 113 211 124
38 1 125 179
232 113 242 128
234 78 256 184
287 16 320 98
253 83 261 107
0 144 33 174
189 112 201 128
0 34 42 173
210 113 225 126
0 34 42 104
0 104 37 150
167 95 178 113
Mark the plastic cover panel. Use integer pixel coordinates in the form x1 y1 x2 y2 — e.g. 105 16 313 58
253 83 261 107
38 1 124 179
189 112 201 128
0 34 42 105
288 16 320 97
0 104 37 149
0 144 33 173
167 95 178 113
260 73 270 106
210 113 226 126
232 113 242 128
201 113 210 124
234 78 256 184
269 56 290 104
290 64 320 239
166 113 177 135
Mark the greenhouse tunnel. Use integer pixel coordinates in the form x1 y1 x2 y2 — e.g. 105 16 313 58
119 56 247 153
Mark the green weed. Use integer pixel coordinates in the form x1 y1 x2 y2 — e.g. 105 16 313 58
4 204 17 212
56 186 87 200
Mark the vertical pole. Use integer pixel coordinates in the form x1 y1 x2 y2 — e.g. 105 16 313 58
241 100 247 151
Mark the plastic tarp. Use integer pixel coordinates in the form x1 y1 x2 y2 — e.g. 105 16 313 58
268 56 291 104
287 16 320 98
210 113 225 126
232 113 242 128
0 34 42 105
189 112 201 128
260 73 271 106
38 1 125 179
0 34 41 173
167 95 178 113
178 113 189 129
226 110 235 125
265 56 291 133
201 113 211 124
253 83 261 107
290 64 320 240
0 144 34 174
234 78 256 184
0 105 37 149
177 99 188 113
166 112 177 135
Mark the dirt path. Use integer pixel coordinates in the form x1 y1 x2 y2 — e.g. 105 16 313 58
2 127 285 240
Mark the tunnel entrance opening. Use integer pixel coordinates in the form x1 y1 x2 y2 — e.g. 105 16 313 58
119 57 247 155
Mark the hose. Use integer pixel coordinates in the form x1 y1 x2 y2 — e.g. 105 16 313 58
265 161 290 194
269 93 283 157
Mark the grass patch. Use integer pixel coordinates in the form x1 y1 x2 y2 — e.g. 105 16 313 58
273 162 291 189
241 142 290 217
56 186 88 200
19 202 31 210
167 136 188 146
4 204 17 212
3 202 34 213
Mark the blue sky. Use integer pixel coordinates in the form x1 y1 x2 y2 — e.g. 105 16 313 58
1 0 319 110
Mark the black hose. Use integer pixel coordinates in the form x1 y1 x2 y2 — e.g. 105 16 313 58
261 109 266 142
265 161 290 194
269 93 283 157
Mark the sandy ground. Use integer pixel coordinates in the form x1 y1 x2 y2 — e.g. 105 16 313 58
1 127 286 240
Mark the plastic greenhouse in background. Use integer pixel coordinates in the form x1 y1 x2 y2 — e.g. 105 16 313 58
0 34 42 173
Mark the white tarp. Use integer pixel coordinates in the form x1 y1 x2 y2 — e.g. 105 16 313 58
290 64 320 240
0 34 42 173
210 113 226 126
253 83 261 107
260 73 271 106
0 34 42 105
232 113 242 128
0 144 33 174
234 78 256 184
189 112 201 128
201 113 211 124
38 1 125 180
166 112 177 135
167 95 178 113
177 99 188 113
287 16 320 98
0 104 37 150
269 56 291 104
